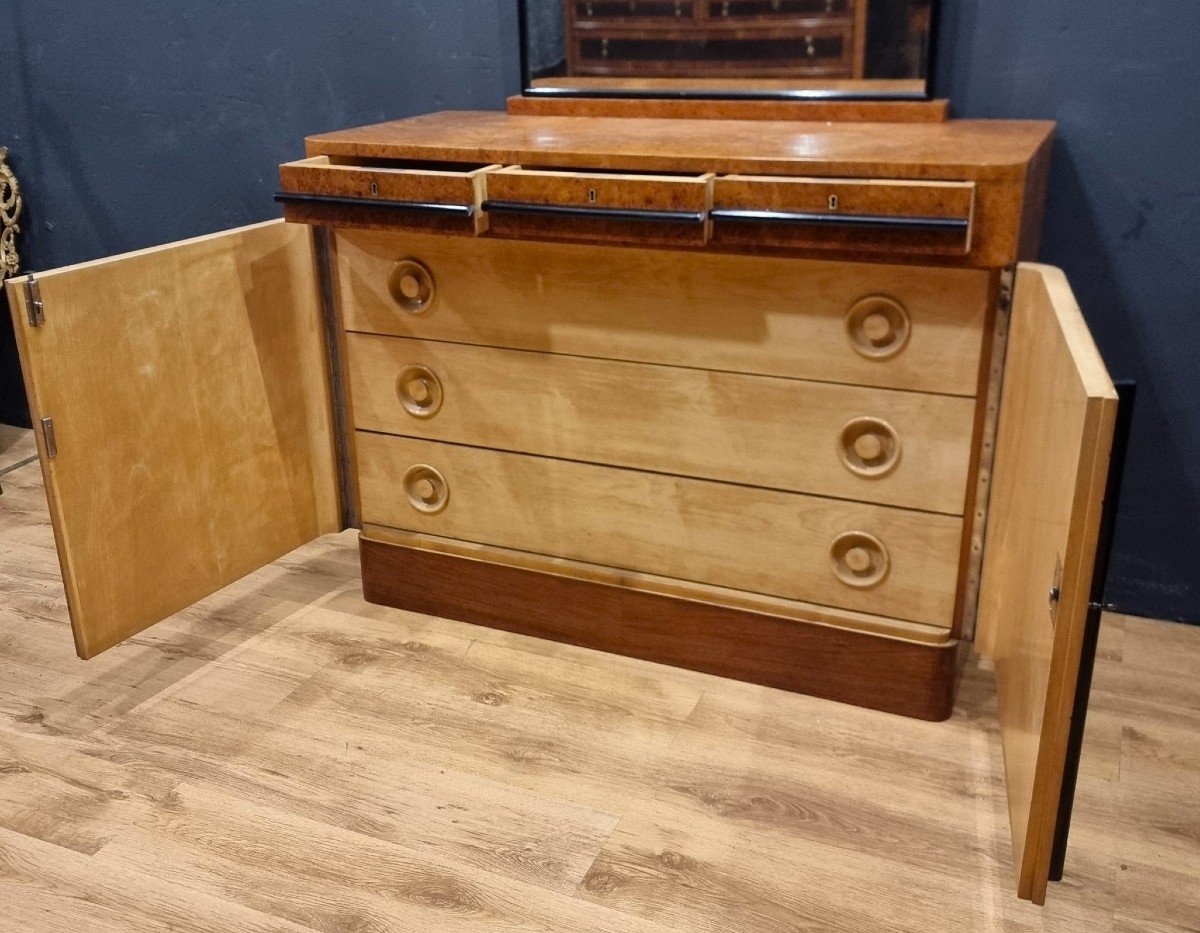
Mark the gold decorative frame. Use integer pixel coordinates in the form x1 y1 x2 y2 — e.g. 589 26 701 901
1 146 23 281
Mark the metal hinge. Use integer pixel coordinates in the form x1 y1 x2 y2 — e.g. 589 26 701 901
40 417 57 459
22 274 44 327
997 264 1015 314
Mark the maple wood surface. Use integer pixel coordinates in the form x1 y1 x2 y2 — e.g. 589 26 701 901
3 221 341 660
976 265 1118 904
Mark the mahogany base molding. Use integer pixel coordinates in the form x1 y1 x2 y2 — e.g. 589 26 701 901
359 536 960 721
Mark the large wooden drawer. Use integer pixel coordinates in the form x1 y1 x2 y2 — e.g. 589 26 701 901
355 433 964 626
334 229 991 396
346 333 977 514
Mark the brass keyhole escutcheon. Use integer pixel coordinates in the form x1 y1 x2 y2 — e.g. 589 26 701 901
404 464 449 514
839 417 901 478
830 531 890 589
845 295 911 360
388 259 435 315
397 365 443 419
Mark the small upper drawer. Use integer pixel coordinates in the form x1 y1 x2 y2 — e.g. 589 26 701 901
710 175 976 256
482 166 712 246
277 156 498 234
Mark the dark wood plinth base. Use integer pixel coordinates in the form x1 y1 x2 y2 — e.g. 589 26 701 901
360 536 959 721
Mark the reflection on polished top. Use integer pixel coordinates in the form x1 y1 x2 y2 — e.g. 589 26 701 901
306 111 1055 180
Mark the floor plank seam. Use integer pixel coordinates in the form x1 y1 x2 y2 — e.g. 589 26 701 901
0 454 39 477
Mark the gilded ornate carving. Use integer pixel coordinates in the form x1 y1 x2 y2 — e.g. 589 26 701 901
1 146 23 281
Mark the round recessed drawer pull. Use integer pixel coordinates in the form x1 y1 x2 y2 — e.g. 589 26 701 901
404 464 449 514
829 531 890 588
397 365 443 418
839 417 901 478
845 295 911 360
388 259 435 315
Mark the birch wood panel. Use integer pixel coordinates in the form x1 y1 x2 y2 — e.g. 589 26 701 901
356 432 964 626
975 264 1117 904
3 220 341 659
334 229 991 395
345 333 977 513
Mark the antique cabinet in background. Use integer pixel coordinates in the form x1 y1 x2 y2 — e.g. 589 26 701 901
6 99 1116 905
563 0 870 79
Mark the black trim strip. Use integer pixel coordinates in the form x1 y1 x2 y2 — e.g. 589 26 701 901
274 192 474 217
521 87 928 102
1048 380 1137 883
710 208 969 233
482 199 707 224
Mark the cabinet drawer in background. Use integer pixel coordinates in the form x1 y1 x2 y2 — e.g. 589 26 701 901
482 166 711 246
278 156 497 234
711 175 975 256
334 229 991 396
346 333 977 514
355 433 964 627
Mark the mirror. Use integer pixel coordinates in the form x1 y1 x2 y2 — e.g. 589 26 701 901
520 0 936 100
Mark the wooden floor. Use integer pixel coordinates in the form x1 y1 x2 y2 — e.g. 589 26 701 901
1 427 1197 932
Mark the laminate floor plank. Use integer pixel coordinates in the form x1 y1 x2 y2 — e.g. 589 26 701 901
0 825 321 933
0 425 36 473
0 455 1197 931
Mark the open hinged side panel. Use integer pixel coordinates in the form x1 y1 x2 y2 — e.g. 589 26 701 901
975 263 1117 903
5 219 341 658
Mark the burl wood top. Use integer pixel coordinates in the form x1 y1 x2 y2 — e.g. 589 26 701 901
306 111 1054 182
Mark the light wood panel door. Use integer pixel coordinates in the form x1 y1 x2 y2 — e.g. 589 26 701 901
976 264 1117 904
4 220 341 659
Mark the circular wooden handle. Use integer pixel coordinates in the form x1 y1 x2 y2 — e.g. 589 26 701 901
388 259 435 315
397 365 443 419
830 531 890 588
404 464 449 514
838 417 901 478
845 296 911 360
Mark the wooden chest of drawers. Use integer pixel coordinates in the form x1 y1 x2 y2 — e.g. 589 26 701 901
5 108 1117 904
339 229 979 638
563 0 869 79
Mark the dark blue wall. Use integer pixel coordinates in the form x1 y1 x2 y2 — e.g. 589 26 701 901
2 1 1197 622
0 0 521 422
934 0 1200 622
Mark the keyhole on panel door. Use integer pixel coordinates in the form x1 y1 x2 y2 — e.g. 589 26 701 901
588 188 597 203
828 194 839 210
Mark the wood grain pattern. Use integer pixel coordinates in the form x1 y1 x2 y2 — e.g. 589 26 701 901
976 264 1118 903
483 166 712 245
355 433 964 625
3 220 341 658
711 174 975 256
305 112 1051 266
0 454 1197 926
359 535 959 720
506 94 950 123
361 524 953 645
335 229 991 396
306 111 1053 183
345 333 978 513
278 156 497 234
